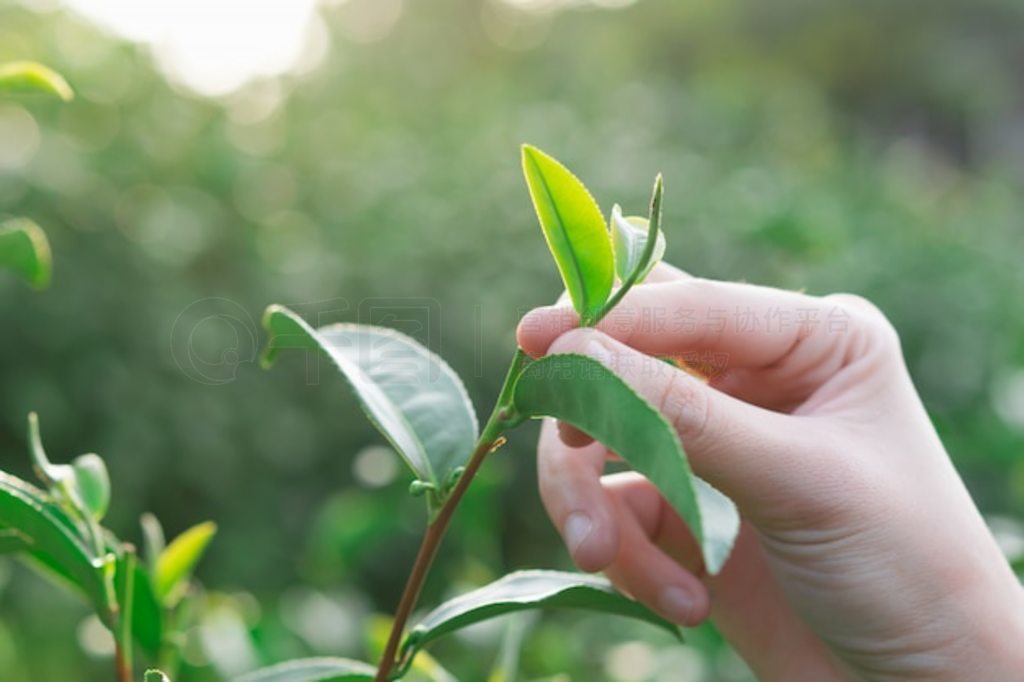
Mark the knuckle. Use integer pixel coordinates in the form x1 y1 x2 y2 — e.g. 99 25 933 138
659 370 710 445
823 292 901 354
547 327 598 355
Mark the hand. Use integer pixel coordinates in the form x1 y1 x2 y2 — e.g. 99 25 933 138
517 264 1024 681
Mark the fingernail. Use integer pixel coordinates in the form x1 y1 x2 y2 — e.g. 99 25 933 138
584 337 614 369
658 586 694 624
564 512 593 556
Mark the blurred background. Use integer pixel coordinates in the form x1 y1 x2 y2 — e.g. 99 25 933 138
1 0 1023 679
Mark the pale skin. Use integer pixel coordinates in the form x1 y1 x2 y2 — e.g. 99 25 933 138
516 263 1024 681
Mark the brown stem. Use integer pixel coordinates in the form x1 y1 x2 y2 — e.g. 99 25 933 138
374 348 528 682
373 432 500 681
115 643 131 682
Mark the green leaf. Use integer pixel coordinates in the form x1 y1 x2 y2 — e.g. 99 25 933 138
144 671 170 682
155 521 216 606
0 219 52 289
511 354 739 574
140 512 166 575
28 413 111 521
232 658 376 682
610 207 665 283
0 61 73 100
71 454 111 521
130 557 164 660
261 305 479 496
0 472 111 623
402 570 679 663
521 145 613 324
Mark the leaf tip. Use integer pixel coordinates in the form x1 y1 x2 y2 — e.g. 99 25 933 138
259 304 286 369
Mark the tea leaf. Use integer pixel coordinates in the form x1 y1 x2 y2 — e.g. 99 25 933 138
511 354 739 574
130 557 164 660
0 219 52 289
70 454 110 522
521 145 613 324
140 512 166 575
0 472 111 624
0 61 73 100
233 658 376 682
402 570 679 662
261 305 479 497
610 206 665 283
155 521 216 606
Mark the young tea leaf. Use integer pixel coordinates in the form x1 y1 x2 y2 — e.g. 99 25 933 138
0 472 112 625
140 512 166 576
521 145 613 324
609 206 665 283
261 305 479 498
28 414 111 521
0 219 52 289
511 354 739 574
155 521 216 606
71 454 110 522
401 570 679 663
232 657 376 682
130 558 164 660
0 61 73 100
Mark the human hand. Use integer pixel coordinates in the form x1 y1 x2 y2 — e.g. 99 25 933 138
517 264 1024 680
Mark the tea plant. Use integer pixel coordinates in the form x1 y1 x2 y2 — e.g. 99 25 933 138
0 125 739 678
251 145 740 681
0 414 215 681
0 64 214 682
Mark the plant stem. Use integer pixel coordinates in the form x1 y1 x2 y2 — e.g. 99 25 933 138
374 349 529 682
115 643 131 682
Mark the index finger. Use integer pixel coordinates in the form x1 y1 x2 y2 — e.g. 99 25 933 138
518 278 865 374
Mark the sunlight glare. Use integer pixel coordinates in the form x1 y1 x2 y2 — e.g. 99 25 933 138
61 0 323 96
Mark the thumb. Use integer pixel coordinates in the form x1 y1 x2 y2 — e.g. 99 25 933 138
545 328 824 518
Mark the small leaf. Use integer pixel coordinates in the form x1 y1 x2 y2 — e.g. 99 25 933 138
0 472 111 624
402 570 679 663
130 557 164 660
71 454 110 521
521 145 613 324
28 413 110 522
610 207 665 283
155 521 216 606
28 411 63 485
232 658 376 682
140 512 166 575
0 61 73 100
0 219 52 289
144 671 170 682
261 305 479 495
511 354 739 574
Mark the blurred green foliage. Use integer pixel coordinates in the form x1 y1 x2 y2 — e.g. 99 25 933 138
1 0 1023 680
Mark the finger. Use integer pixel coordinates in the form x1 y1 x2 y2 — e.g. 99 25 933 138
538 261 696 447
557 421 593 449
602 485 710 627
546 328 823 514
516 262 691 358
521 278 885 385
537 419 619 572
643 261 692 283
603 472 704 575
